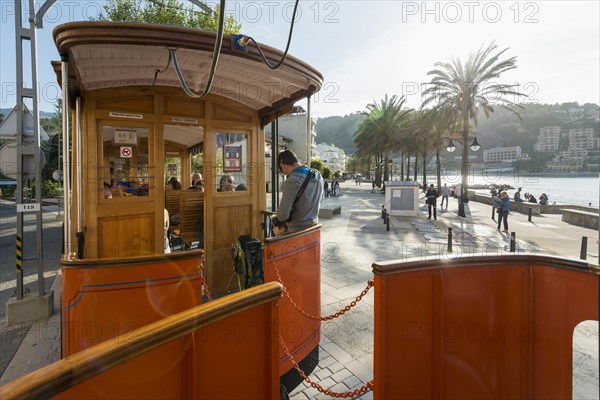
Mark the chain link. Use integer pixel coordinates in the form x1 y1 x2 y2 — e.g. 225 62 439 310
274 264 374 321
279 336 374 398
198 259 213 301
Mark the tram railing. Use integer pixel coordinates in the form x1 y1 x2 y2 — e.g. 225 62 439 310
0 283 283 400
373 254 599 399
264 225 321 381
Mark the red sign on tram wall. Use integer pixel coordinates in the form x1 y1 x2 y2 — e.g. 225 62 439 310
223 145 242 172
120 146 133 158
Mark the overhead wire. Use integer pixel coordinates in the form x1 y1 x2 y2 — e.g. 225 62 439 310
147 0 211 16
236 0 300 70
170 0 226 98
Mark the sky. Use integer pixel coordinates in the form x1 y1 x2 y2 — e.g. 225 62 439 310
1 0 599 118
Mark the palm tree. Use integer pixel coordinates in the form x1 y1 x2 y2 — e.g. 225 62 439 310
354 94 413 186
422 42 523 217
418 106 459 191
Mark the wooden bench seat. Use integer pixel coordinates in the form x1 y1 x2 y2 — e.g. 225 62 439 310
178 191 204 248
319 206 342 219
165 190 181 220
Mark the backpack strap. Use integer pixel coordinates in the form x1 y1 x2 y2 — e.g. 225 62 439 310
279 168 314 224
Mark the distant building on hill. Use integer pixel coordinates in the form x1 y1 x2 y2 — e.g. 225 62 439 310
315 143 346 173
534 126 561 152
546 128 599 172
483 146 522 163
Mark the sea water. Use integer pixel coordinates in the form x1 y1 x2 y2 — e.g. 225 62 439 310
436 172 599 208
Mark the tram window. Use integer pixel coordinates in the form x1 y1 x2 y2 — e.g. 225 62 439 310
101 126 150 198
214 133 251 193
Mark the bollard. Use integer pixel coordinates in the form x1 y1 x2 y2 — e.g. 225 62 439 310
383 210 387 224
491 205 496 221
580 236 588 260
447 228 453 253
510 232 516 252
386 213 390 231
382 205 385 219
528 207 532 222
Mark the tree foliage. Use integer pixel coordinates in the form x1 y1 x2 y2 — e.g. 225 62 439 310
422 42 523 215
315 113 366 155
96 0 242 33
310 159 325 173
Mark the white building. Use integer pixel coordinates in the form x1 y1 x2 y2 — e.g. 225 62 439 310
315 143 346 173
568 128 599 151
264 106 316 164
483 146 522 163
534 126 560 152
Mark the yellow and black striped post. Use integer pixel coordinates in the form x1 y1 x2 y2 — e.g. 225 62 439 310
16 234 23 299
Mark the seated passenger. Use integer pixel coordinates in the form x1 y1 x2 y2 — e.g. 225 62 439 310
167 177 182 190
164 209 171 254
218 174 236 192
190 173 202 189
190 173 204 192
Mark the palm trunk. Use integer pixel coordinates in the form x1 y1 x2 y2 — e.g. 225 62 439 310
414 154 418 182
422 153 427 190
436 150 442 191
459 110 469 217
400 151 405 180
406 154 411 181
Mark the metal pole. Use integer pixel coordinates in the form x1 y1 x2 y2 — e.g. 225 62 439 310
14 0 25 300
447 228 453 253
75 97 84 259
510 232 516 253
491 205 495 221
275 115 280 208
29 0 45 295
270 120 276 211
580 236 588 260
381 205 385 219
386 213 390 231
61 56 71 256
306 96 312 166
528 207 532 222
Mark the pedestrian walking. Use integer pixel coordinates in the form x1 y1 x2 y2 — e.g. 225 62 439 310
440 183 449 210
426 184 439 220
495 191 510 232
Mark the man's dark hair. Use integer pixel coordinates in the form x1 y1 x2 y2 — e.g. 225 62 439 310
277 149 299 166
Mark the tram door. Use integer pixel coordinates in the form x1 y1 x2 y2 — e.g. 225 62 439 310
94 122 158 258
204 130 262 294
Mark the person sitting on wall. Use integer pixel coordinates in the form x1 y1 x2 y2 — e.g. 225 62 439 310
513 187 523 202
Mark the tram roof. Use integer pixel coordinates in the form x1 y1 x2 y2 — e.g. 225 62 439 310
52 22 323 124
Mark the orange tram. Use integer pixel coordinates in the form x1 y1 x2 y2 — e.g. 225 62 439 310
1 21 599 400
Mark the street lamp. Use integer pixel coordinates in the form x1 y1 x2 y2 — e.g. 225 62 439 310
446 137 480 152
445 136 481 217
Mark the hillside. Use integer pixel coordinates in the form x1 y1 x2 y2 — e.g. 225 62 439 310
315 112 366 155
315 102 599 157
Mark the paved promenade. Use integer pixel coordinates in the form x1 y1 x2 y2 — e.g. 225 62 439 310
1 182 598 399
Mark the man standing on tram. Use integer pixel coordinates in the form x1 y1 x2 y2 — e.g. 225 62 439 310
272 149 324 235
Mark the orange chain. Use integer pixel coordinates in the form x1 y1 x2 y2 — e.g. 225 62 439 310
198 259 213 301
274 264 374 321
279 336 374 398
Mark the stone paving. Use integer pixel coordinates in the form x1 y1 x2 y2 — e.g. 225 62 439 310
0 183 598 399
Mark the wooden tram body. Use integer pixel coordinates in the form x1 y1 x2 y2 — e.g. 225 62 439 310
52 21 323 392
1 21 598 400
